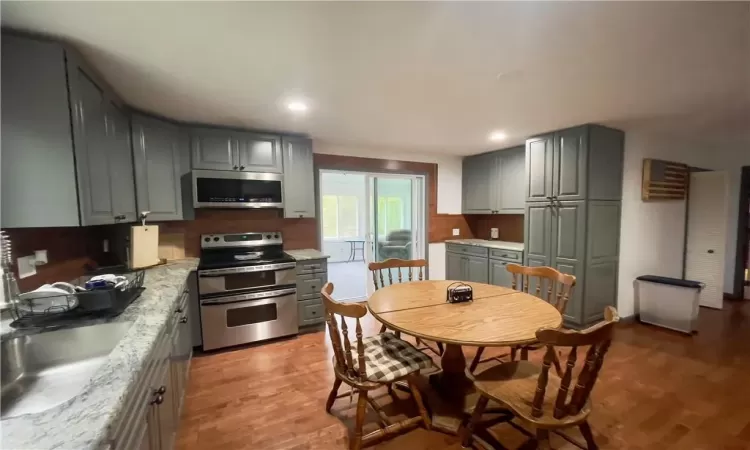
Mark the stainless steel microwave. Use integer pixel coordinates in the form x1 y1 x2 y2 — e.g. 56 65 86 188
192 170 284 209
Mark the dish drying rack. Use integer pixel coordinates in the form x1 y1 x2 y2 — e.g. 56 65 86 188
8 270 145 329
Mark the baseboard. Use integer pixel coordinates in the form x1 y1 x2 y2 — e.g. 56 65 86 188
724 292 744 301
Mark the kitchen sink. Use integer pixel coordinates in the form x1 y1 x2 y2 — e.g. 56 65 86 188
1 321 132 419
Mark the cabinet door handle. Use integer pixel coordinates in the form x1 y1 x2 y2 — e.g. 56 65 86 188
239 165 245 170
150 395 164 405
233 165 239 170
175 308 183 313
156 385 166 395
180 316 188 324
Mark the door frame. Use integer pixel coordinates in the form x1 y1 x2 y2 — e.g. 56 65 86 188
314 166 430 278
732 166 750 298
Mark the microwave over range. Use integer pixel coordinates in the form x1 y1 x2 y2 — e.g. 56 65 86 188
192 169 283 209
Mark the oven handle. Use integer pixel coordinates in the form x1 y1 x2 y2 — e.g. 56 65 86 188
198 262 296 276
200 287 297 306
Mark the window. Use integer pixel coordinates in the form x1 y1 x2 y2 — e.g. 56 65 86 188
322 195 359 239
377 197 404 236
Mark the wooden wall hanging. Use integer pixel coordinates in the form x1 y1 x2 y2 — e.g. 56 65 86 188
642 158 689 201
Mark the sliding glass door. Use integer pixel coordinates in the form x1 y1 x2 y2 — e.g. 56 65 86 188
320 170 425 301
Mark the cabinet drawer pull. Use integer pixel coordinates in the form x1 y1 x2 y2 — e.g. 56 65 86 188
156 385 166 395
150 395 164 405
175 307 183 313
240 165 245 170
233 165 239 170
180 316 188 324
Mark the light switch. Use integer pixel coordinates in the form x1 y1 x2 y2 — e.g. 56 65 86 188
17 255 37 279
452 228 460 236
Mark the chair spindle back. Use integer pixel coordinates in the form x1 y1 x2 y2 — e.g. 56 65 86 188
368 258 426 290
506 264 576 314
321 282 368 381
531 307 619 419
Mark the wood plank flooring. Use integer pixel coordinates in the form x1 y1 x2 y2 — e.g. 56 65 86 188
176 301 750 449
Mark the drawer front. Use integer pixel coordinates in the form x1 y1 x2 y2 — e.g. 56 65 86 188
296 259 328 275
446 244 488 258
489 248 522 262
297 273 328 297
298 298 325 326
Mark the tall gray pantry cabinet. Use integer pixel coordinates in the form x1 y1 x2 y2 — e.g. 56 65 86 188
524 125 624 326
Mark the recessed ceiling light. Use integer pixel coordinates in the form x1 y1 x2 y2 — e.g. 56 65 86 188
488 130 507 142
286 100 308 113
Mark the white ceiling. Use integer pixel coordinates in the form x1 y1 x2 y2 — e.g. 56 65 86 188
2 1 749 155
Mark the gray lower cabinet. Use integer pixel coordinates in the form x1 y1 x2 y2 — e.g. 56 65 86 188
296 259 328 327
445 246 496 284
489 259 513 288
112 280 192 450
282 137 315 218
463 146 526 214
132 114 184 221
524 124 624 326
465 255 489 283
446 252 463 280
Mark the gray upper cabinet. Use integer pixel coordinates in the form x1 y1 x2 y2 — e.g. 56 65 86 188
524 124 624 327
191 129 236 171
282 137 315 218
2 34 138 228
526 134 554 202
463 147 526 214
1 35 80 228
106 103 137 223
462 153 493 214
189 129 283 173
497 147 526 213
237 132 283 173
132 114 184 221
552 127 587 201
68 59 115 226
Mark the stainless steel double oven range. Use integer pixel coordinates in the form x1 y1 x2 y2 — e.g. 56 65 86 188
197 232 298 351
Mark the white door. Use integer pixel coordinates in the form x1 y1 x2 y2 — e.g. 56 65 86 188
685 171 729 309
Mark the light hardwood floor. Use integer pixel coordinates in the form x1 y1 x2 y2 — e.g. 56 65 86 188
176 300 750 449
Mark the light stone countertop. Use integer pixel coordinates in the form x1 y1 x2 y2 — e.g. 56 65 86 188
444 239 525 251
1 259 199 450
285 249 330 261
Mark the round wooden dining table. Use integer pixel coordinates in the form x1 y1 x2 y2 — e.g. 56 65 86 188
367 280 563 434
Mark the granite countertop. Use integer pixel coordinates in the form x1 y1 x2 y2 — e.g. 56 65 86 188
285 249 330 261
445 239 525 251
1 259 199 450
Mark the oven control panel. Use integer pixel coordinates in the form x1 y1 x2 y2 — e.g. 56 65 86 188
200 232 282 248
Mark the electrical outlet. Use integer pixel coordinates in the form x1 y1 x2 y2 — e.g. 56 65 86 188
17 255 37 279
452 228 460 236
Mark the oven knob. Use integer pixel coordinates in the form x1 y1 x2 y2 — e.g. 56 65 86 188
204 237 210 242
213 237 220 242
266 234 271 239
274 233 279 239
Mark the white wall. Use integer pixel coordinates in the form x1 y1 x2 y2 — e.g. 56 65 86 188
617 127 750 317
314 141 463 279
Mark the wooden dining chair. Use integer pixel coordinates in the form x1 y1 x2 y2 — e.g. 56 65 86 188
321 282 433 450
469 264 576 375
462 307 619 450
368 258 443 356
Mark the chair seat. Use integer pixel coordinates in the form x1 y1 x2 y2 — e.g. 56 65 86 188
472 361 591 427
352 332 433 383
